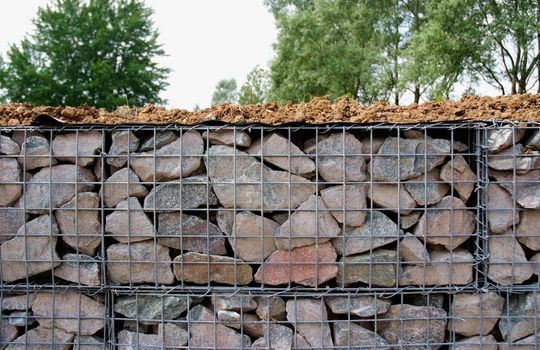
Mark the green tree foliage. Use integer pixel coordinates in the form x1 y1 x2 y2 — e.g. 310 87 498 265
0 0 170 110
211 79 238 105
238 66 270 105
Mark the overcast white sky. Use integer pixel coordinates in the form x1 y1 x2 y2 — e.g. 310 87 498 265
0 0 278 109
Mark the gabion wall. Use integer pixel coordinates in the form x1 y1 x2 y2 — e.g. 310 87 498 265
0 123 538 349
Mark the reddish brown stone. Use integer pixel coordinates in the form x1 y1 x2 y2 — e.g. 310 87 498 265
440 155 476 202
173 252 252 285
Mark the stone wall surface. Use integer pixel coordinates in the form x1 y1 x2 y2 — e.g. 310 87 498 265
0 123 538 349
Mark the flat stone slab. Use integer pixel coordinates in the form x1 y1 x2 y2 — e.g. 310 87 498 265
320 184 367 227
488 143 540 173
325 295 391 317
114 295 191 322
173 252 252 285
52 131 102 167
337 249 398 287
488 231 533 285
2 294 36 311
202 129 251 147
139 131 177 151
286 299 333 348
448 292 504 337
212 295 257 312
486 127 524 153
105 197 154 243
54 254 101 286
101 168 147 208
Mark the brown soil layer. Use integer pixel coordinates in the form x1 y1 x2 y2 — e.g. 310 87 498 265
1 94 539 126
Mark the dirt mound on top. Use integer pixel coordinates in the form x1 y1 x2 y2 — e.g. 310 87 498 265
1 94 539 126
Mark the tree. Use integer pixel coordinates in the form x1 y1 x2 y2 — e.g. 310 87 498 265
0 0 170 110
211 79 238 105
238 66 270 105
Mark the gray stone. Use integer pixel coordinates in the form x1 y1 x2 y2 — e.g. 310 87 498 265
117 330 159 350
332 210 401 256
2 294 36 311
106 197 154 243
158 323 189 348
487 127 525 153
1 215 60 282
320 185 367 226
6 326 73 350
143 175 218 211
499 292 540 342
173 252 253 285
498 334 540 350
255 296 286 321
401 211 422 229
107 241 175 285
359 136 386 161
325 296 391 317
531 252 540 276
32 292 105 335
0 136 20 155
72 336 105 350
303 134 330 154
114 295 191 323
405 169 450 206
516 209 540 251
400 232 430 265
131 130 203 181
491 169 540 209
248 133 315 177
400 249 474 286
274 195 340 250
366 183 417 215
453 335 498 350
20 135 57 170
6 310 34 326
205 145 315 211
157 212 226 254
202 129 251 147
261 324 294 350
212 295 257 312
188 304 252 349
317 132 366 182
487 183 519 233
337 249 398 287
286 299 333 348
414 196 476 250
448 292 504 337
102 168 148 208
379 304 447 350
488 143 540 173
11 131 43 147
0 158 21 207
217 310 264 337
527 129 540 150
52 131 103 167
139 131 177 151
333 322 390 350
488 231 533 285
22 164 95 214
107 131 139 167
55 192 101 256
53 254 101 286
0 207 25 244
0 322 18 349
440 155 476 202
407 294 445 309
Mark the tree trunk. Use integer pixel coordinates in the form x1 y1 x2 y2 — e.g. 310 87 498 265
414 85 420 104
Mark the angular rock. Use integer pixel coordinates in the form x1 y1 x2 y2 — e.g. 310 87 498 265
400 232 430 265
332 210 401 256
0 322 18 347
19 135 57 170
405 169 449 206
487 127 525 153
401 211 422 229
52 131 103 166
0 135 20 155
488 143 540 173
217 310 264 337
1 215 60 282
491 169 540 209
527 129 540 150
117 330 159 350
107 241 175 285
173 252 252 285
320 184 367 226
255 242 337 287
286 299 333 348
414 196 475 250
317 132 366 182
448 292 504 337
0 158 21 207
516 209 540 251
303 134 330 154
6 327 73 350
114 295 191 322
498 334 540 350
188 304 252 348
532 252 540 277
400 249 474 286
488 231 533 285
32 292 105 335
205 145 315 211
499 292 540 342
255 296 286 321
337 249 398 287
212 295 257 312
53 254 101 286
131 130 203 181
326 295 391 317
158 323 189 348
366 183 417 215
143 175 218 211
202 129 251 147
379 304 447 350
440 155 476 202
2 294 36 311
0 207 25 244
274 195 340 250
157 212 226 254
262 324 293 350
102 168 148 208
487 183 519 233
407 294 445 309
247 133 315 176
453 335 498 350
359 136 386 161
139 131 177 152
7 310 35 326
105 197 154 243
22 164 95 214
55 192 101 256
72 336 105 350
107 131 139 167
333 322 390 349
